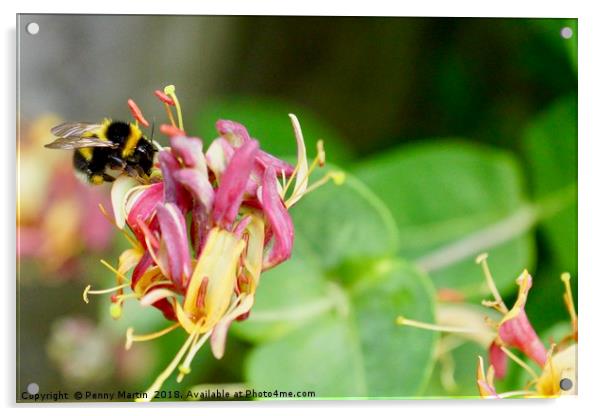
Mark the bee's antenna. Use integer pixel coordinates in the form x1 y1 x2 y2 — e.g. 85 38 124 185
150 117 156 141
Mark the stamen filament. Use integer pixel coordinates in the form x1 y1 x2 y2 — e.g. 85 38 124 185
98 203 138 247
396 316 493 334
164 102 177 127
476 253 508 314
285 170 344 208
500 346 539 381
100 259 130 284
561 273 578 338
125 323 181 350
177 330 212 383
138 327 199 402
83 283 130 303
164 85 183 130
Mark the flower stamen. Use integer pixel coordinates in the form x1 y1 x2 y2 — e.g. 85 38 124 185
476 253 508 314
138 326 200 402
561 273 578 340
163 85 184 130
396 316 493 335
82 283 130 304
177 330 212 383
500 345 539 381
125 323 181 350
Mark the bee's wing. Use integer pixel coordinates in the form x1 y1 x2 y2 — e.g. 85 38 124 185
44 136 118 149
45 122 117 149
50 122 101 138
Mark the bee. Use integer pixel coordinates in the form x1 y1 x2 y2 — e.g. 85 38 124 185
45 119 157 185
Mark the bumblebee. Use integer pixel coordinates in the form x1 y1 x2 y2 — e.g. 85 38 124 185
45 119 157 185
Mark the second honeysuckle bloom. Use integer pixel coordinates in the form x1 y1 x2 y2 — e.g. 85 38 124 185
397 253 577 398
84 91 343 401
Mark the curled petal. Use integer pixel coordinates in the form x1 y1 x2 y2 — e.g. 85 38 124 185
488 341 508 379
170 135 208 173
125 182 164 243
131 250 154 289
174 168 215 255
112 175 140 229
173 169 214 213
158 151 190 212
286 114 309 207
156 203 191 288
210 294 255 359
212 139 259 228
206 138 234 181
216 119 294 175
498 271 547 367
260 166 294 269
476 356 499 398
216 119 251 147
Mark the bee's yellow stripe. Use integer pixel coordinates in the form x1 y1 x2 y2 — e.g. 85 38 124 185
78 147 93 161
123 123 142 158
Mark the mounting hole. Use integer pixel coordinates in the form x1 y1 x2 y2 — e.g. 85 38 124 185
26 22 40 35
559 378 573 391
560 27 573 39
27 382 39 394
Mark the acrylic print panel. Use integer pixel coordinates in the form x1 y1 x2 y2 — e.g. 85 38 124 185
16 14 578 402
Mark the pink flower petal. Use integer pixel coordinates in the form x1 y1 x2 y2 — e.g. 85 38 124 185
156 203 192 289
206 138 235 179
488 342 508 379
260 166 294 270
498 309 547 367
212 139 259 228
210 294 255 359
174 168 215 256
126 182 164 245
216 119 294 175
158 150 190 212
169 135 206 171
498 271 547 368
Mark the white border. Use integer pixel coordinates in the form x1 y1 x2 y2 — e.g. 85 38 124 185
3 1 601 416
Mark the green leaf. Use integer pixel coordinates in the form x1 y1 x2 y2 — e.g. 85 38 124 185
244 260 437 398
291 173 400 270
353 141 535 296
231 256 330 343
523 95 577 274
196 96 354 164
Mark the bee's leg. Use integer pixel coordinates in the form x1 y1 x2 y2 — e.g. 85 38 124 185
102 173 117 182
107 155 126 169
123 164 145 182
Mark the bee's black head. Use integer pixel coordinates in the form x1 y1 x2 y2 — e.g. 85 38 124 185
106 121 132 145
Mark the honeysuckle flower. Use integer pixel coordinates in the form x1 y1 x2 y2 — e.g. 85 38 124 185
397 253 577 398
18 115 113 275
82 85 344 401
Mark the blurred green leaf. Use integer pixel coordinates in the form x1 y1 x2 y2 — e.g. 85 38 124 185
245 260 437 397
231 256 329 343
291 174 399 270
353 141 535 296
196 96 354 164
523 95 577 274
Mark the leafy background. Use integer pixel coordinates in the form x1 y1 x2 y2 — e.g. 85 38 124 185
18 16 576 399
